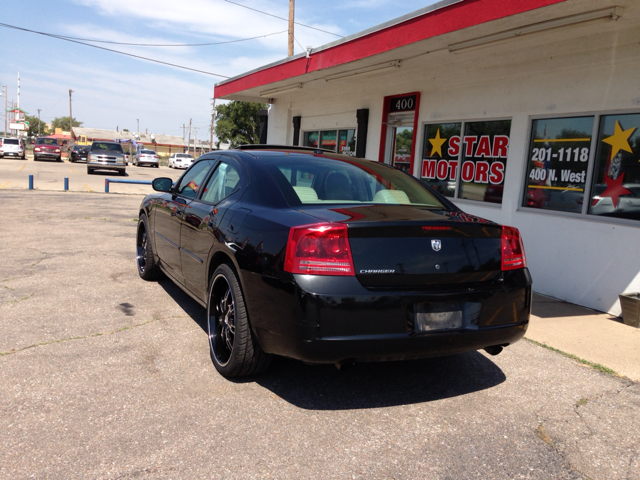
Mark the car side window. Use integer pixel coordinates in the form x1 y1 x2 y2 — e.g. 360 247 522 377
175 160 215 199
201 162 241 204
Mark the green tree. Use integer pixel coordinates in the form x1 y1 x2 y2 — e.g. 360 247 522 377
214 101 263 148
25 115 50 137
51 116 82 131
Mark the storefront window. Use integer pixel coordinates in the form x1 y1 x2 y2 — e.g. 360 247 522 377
304 129 356 155
338 129 356 156
523 116 594 213
421 122 461 198
589 113 640 220
458 120 511 204
303 131 318 148
320 130 337 150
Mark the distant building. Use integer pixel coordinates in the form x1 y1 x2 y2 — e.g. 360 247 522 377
71 127 186 155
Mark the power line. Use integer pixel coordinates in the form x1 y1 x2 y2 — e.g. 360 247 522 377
0 23 261 78
224 0 343 38
49 30 288 47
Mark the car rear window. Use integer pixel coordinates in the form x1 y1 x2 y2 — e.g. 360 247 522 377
141 150 156 154
36 138 59 145
4 139 19 145
92 143 124 153
265 155 445 208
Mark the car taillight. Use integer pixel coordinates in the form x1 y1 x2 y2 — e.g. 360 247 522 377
154 155 158 159
591 197 600 206
501 226 526 271
284 223 355 276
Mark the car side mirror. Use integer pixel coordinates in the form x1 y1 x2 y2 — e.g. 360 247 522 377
152 177 173 192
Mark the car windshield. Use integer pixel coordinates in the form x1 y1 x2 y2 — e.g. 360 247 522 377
36 138 59 145
4 139 19 145
266 155 446 207
92 143 124 153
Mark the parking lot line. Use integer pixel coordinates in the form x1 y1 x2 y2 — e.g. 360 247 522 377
0 181 9 189
69 166 78 175
19 164 26 172
84 184 94 192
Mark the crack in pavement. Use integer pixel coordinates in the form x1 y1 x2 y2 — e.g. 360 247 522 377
0 314 204 357
27 247 51 268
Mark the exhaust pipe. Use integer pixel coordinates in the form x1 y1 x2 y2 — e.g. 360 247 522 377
484 345 504 356
334 359 356 371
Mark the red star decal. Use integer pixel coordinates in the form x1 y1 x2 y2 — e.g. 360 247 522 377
599 172 632 208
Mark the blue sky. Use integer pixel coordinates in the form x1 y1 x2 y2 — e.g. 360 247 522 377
1 0 439 139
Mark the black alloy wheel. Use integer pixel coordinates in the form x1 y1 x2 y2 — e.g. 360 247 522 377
136 214 161 280
207 264 271 378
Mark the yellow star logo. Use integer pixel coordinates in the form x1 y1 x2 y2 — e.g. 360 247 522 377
603 121 636 157
428 128 447 157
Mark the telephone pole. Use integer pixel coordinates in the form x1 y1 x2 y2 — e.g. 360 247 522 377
3 85 7 136
37 109 41 136
187 118 192 154
288 0 295 56
68 89 74 141
194 127 198 157
182 123 186 140
210 97 216 151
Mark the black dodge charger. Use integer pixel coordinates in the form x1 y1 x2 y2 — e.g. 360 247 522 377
137 146 531 378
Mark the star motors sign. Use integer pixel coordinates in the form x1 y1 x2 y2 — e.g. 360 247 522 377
422 128 508 185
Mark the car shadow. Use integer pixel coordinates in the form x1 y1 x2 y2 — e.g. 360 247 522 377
156 278 506 410
249 352 506 410
157 277 208 332
90 171 129 177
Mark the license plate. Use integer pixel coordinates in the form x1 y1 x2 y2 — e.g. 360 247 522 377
415 302 463 331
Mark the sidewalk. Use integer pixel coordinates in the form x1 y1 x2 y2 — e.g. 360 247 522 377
526 293 640 382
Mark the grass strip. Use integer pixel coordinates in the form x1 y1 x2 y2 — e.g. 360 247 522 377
526 338 620 377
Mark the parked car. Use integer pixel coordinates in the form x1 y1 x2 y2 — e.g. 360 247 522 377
1 137 26 159
168 152 194 169
134 149 160 168
136 146 531 379
33 137 62 162
69 144 90 163
87 141 127 175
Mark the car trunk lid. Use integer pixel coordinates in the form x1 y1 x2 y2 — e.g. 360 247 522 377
296 205 503 288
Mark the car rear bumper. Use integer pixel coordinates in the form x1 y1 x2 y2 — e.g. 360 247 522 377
245 268 532 364
35 151 61 159
88 161 126 171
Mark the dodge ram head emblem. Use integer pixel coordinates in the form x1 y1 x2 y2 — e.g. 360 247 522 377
431 239 442 251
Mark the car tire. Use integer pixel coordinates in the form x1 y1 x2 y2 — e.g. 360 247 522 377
136 214 161 281
155 164 159 168
119 170 126 176
207 264 271 378
87 168 94 174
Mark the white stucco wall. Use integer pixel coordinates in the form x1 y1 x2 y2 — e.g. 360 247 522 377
264 14 640 315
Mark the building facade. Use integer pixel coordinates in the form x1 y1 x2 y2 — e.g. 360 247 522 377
214 0 640 316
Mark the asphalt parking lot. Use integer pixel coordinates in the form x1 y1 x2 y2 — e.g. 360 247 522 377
0 186 639 478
